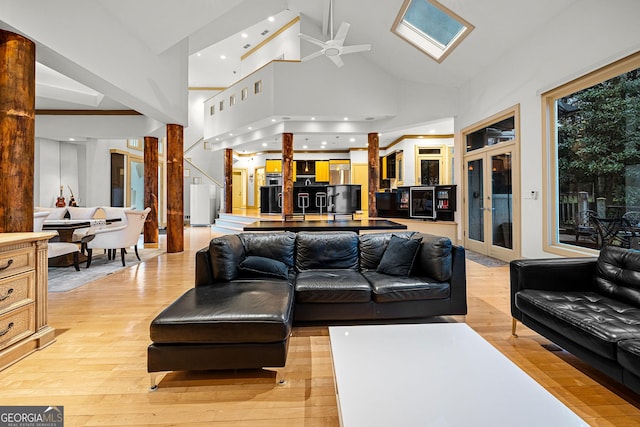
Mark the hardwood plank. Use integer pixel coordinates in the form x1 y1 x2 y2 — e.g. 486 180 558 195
0 223 638 426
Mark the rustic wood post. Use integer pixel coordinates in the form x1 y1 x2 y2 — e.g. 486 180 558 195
0 30 35 232
282 133 294 218
224 148 233 214
143 136 159 248
368 132 380 218
166 124 183 253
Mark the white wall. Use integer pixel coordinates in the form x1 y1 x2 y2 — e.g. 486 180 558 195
456 0 640 258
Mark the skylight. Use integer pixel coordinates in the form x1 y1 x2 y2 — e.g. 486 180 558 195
392 0 474 63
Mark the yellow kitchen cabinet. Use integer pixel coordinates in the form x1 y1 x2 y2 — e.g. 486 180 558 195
315 160 329 182
265 159 281 173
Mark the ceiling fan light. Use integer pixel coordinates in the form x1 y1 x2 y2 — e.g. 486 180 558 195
324 47 340 56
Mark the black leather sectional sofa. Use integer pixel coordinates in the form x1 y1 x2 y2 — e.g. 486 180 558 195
147 230 466 387
511 245 640 394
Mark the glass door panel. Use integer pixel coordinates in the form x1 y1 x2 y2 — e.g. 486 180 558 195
491 153 513 249
467 158 484 242
129 159 144 210
420 159 440 185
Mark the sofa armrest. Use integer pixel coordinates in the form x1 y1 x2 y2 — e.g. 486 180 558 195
449 245 467 315
510 257 597 319
195 247 214 287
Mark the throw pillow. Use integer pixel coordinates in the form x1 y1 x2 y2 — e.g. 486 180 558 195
238 255 289 280
376 235 422 277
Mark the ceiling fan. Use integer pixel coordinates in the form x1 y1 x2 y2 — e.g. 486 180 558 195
298 0 371 68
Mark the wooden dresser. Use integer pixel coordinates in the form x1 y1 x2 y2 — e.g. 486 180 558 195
0 232 56 370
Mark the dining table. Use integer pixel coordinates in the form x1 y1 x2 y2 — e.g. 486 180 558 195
43 218 121 266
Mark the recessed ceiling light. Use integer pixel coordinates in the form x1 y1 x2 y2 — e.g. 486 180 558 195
262 143 267 147
268 16 275 22
248 126 252 130
229 133 233 136
271 118 276 122
215 138 219 141
343 117 349 121
241 33 248 38
69 138 75 141
303 145 308 149
311 117 316 121
350 138 355 142
321 141 327 145
196 53 201 57
429 129 436 134
220 55 227 60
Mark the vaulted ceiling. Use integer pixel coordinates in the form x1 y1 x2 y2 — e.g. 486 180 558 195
3 0 580 148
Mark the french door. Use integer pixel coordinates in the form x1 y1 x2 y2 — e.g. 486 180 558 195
464 143 519 260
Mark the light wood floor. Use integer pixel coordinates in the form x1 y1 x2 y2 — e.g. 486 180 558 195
1 226 639 426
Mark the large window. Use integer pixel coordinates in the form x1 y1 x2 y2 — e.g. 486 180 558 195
544 52 640 253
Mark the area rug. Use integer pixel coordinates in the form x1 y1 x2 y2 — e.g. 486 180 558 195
48 247 164 292
465 250 508 267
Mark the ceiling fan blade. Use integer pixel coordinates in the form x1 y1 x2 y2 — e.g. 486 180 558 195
333 22 351 46
298 33 327 49
301 50 324 62
340 44 371 55
329 54 344 68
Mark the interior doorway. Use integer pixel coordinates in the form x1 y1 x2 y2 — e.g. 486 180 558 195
232 169 246 209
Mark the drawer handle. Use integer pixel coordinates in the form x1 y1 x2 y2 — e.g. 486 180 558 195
0 322 14 337
0 288 13 302
0 259 13 271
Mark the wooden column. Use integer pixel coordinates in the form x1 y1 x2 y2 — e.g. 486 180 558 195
0 31 35 232
224 148 233 214
281 133 294 218
368 133 380 218
166 124 184 253
143 136 159 248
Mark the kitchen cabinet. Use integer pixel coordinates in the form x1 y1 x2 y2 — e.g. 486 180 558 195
315 161 330 182
265 159 281 173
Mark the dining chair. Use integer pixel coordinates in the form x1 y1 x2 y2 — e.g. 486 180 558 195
34 211 80 271
67 206 99 220
35 206 67 220
85 207 151 268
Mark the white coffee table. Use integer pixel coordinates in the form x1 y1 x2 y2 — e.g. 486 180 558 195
328 323 587 427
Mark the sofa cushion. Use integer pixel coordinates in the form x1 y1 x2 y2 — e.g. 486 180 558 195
363 271 450 303
239 232 296 268
295 231 359 271
596 245 640 307
412 234 453 281
209 234 245 282
150 281 294 344
295 270 371 303
238 255 289 280
516 289 640 360
618 339 640 378
377 235 422 277
36 207 67 220
359 231 415 270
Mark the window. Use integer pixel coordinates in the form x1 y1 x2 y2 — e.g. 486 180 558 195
466 117 515 152
230 95 236 106
127 139 142 151
241 87 249 101
392 0 474 63
219 100 224 111
544 52 640 254
254 80 262 94
210 105 215 116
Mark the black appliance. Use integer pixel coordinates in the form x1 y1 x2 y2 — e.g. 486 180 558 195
434 185 457 221
409 186 436 219
327 185 361 215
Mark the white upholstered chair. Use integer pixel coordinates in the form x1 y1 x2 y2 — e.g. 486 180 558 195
67 206 99 220
35 207 67 220
33 211 80 271
85 207 151 268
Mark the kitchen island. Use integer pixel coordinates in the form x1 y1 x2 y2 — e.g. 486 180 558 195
259 184 360 215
